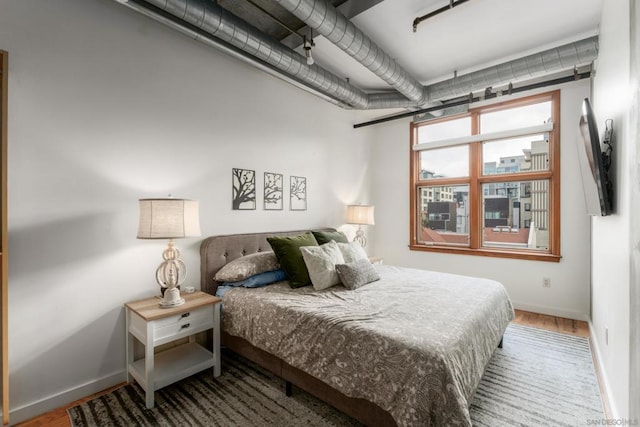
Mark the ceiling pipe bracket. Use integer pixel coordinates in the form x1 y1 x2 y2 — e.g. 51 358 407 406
413 0 471 32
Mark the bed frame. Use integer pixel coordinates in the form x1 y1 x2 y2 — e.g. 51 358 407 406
200 229 396 426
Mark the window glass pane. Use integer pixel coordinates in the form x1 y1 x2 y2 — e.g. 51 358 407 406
416 116 471 144
480 101 552 133
418 185 469 246
482 180 549 251
420 145 469 179
483 135 549 175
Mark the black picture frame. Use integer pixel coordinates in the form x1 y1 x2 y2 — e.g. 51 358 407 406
232 168 256 210
290 176 307 211
264 172 283 210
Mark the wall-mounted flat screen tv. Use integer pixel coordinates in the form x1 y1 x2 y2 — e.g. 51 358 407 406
576 98 612 216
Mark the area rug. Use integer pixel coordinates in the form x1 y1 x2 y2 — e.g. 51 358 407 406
68 324 603 426
470 323 603 426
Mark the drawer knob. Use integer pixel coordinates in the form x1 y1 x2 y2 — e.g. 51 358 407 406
181 323 190 329
181 312 190 319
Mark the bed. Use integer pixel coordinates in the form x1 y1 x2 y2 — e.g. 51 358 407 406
200 229 514 426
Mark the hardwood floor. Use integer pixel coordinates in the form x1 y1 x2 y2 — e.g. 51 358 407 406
16 384 124 427
513 309 590 337
16 309 591 427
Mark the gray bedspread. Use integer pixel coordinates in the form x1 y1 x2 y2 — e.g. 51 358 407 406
222 264 514 426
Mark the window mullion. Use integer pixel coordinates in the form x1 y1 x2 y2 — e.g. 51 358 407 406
409 123 419 247
478 170 553 184
469 114 481 250
415 177 470 186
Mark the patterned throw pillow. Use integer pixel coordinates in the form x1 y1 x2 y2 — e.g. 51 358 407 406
336 241 369 263
300 241 345 291
214 251 280 282
335 258 380 290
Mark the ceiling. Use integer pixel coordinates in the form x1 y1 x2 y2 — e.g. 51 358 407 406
305 0 603 91
118 0 603 115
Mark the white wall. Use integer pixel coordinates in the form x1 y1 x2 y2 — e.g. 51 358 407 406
590 0 633 419
370 81 593 321
0 0 373 422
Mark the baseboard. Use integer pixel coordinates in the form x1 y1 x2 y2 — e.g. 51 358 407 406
588 319 618 419
8 369 126 425
512 301 590 321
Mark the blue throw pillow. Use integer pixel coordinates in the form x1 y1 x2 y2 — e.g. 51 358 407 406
223 269 287 288
215 285 236 298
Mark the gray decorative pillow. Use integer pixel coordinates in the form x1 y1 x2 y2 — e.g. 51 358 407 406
214 251 280 282
335 258 380 290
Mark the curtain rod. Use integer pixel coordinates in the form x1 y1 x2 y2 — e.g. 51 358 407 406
352 71 591 129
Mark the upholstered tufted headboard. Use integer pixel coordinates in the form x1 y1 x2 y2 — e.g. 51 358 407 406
199 228 336 296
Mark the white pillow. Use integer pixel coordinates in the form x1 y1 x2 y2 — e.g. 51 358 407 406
336 241 368 263
300 241 345 290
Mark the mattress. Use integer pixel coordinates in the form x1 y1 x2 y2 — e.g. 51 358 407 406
221 264 514 426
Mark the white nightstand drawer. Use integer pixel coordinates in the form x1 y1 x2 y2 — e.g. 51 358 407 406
154 308 213 342
153 305 211 328
129 304 213 344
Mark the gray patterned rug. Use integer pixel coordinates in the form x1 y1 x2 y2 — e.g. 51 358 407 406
68 324 603 426
470 324 603 426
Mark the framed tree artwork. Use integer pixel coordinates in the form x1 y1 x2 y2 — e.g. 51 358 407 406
264 172 283 210
290 176 307 211
232 168 256 210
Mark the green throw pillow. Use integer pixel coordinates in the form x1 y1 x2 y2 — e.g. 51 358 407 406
312 230 349 245
267 232 319 288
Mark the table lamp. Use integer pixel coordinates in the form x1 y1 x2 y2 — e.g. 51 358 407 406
137 198 201 307
346 204 375 247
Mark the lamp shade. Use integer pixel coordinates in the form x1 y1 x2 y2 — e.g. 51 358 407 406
137 198 201 239
346 205 375 226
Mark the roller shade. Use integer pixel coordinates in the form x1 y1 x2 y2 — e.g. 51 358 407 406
413 122 554 151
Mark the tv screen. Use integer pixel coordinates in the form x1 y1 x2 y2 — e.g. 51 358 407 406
576 98 612 216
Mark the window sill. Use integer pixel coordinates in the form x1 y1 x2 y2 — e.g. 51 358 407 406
409 244 561 262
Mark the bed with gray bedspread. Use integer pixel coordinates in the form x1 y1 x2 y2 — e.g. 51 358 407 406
220 264 514 426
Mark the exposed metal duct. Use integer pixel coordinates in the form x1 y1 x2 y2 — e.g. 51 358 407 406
426 36 599 101
113 0 348 108
355 70 593 128
273 0 428 105
113 0 598 112
142 0 369 108
114 0 415 109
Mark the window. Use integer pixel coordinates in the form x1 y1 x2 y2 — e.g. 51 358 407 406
409 92 560 262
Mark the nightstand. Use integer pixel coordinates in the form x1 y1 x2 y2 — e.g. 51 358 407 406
368 256 383 265
125 291 221 409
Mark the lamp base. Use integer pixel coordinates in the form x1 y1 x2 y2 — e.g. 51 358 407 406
160 297 185 308
159 287 185 308
353 226 367 247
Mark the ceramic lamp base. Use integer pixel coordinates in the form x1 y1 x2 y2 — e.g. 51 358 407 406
353 226 367 247
160 287 185 308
